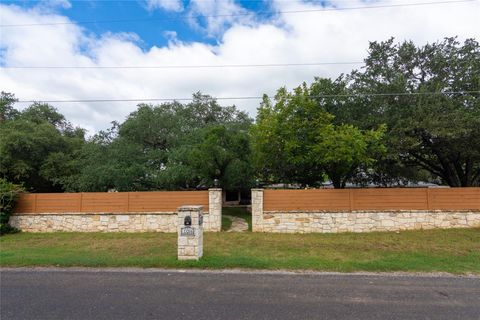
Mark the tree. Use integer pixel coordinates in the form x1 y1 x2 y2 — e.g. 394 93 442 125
189 125 252 190
63 93 253 191
252 85 386 188
350 37 480 186
0 178 24 234
0 98 85 192
0 92 19 122
313 124 386 188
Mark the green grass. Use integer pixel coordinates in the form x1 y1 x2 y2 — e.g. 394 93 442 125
1 228 479 274
221 216 233 231
223 206 252 231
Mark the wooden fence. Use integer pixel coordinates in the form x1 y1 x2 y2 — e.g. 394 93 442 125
263 188 480 211
13 191 209 214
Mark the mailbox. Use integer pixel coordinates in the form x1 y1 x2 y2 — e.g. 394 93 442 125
177 206 204 260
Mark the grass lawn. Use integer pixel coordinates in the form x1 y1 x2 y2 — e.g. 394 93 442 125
221 216 233 231
223 206 252 231
1 228 479 274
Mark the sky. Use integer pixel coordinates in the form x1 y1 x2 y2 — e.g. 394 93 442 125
1 0 479 133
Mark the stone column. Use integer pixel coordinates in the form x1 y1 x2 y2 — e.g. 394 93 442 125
251 189 264 232
177 205 203 260
207 188 222 232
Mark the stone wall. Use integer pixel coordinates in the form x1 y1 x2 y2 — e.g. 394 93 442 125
9 213 178 233
9 210 222 233
252 189 480 233
207 188 222 232
259 210 480 233
9 188 224 233
251 189 264 232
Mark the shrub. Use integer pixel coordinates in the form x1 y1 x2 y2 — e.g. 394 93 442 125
0 178 24 235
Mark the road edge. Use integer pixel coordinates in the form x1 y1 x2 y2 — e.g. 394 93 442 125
1 267 479 278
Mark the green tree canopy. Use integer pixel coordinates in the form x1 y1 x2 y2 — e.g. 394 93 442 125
0 94 85 192
62 93 253 191
252 85 386 188
348 37 480 186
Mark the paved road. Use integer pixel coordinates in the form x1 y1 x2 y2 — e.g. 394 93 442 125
1 269 479 320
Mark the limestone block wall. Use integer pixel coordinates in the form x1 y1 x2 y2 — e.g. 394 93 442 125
9 213 178 233
9 188 224 233
259 210 480 233
207 188 222 232
251 189 264 232
9 210 226 233
252 188 480 233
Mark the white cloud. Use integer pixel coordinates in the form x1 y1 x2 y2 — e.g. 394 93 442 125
1 0 479 134
187 0 255 37
144 0 184 12
39 0 72 10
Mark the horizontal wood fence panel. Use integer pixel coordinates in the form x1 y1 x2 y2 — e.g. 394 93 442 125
263 188 480 212
429 188 480 210
34 194 82 213
264 189 351 211
13 191 209 214
352 189 428 210
12 194 36 213
80 193 128 213
128 191 209 212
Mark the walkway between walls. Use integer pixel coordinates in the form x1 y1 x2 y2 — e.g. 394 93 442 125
224 215 249 232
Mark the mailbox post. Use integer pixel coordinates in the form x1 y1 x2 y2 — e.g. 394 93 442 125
177 205 203 260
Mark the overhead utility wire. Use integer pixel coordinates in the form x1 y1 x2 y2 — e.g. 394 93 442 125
0 0 475 27
16 91 480 103
2 61 365 69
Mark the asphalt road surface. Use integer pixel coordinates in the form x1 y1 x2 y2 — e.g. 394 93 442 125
1 268 479 320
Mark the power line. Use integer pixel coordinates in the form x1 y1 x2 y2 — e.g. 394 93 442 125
0 0 475 27
15 91 480 104
1 61 364 69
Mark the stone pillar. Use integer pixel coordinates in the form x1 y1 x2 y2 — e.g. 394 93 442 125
177 205 203 260
207 188 222 232
251 189 264 232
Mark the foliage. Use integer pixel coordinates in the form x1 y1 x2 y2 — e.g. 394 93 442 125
189 125 253 190
0 178 24 235
1 37 478 190
313 124 386 188
0 91 19 122
61 93 253 191
252 85 386 188
349 37 480 186
0 95 86 192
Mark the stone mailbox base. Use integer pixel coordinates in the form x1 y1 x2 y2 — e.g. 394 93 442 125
177 205 203 260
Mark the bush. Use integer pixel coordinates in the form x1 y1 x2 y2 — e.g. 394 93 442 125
0 178 24 235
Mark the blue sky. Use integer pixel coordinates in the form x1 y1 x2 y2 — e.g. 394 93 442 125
1 0 281 47
1 0 478 132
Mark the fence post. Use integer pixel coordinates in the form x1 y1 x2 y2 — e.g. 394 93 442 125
208 188 222 232
251 188 264 232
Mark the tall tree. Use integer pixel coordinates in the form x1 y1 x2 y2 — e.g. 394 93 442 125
63 93 253 191
189 124 252 190
0 92 19 122
350 37 480 186
252 85 385 188
0 98 85 192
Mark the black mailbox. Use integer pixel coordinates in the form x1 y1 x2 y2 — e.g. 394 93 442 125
184 216 192 226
